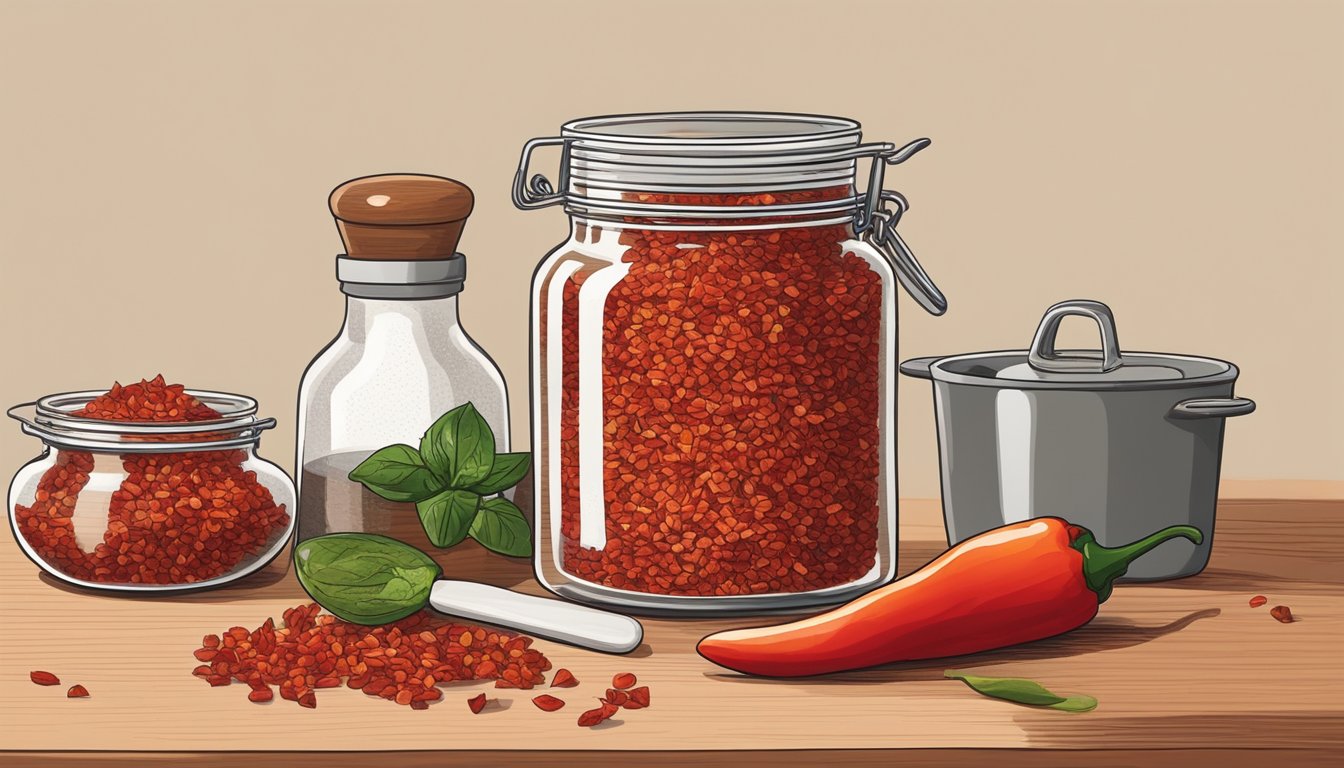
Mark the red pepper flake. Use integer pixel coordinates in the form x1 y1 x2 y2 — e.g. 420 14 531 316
66 684 90 698
247 687 273 703
30 671 60 686
550 668 579 688
467 693 488 714
604 688 630 707
1249 595 1268 608
532 694 566 712
13 377 290 585
624 686 650 709
191 604 552 710
1270 605 1295 623
577 699 621 728
612 672 637 690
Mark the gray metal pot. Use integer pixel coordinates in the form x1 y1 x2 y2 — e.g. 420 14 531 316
900 299 1254 580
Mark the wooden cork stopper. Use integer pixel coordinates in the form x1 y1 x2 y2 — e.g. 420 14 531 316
329 174 475 259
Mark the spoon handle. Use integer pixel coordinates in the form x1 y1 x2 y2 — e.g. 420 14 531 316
429 581 644 654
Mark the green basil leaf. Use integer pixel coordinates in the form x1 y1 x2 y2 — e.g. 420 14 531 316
944 671 1097 712
294 533 440 625
466 452 532 495
347 444 441 502
416 489 481 548
419 402 496 488
468 497 532 557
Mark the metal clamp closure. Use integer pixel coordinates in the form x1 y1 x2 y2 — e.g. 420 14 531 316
512 137 569 209
863 191 947 316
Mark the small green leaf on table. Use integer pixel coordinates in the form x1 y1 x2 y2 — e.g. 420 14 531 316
944 670 1098 712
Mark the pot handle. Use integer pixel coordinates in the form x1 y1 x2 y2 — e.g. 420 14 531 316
1171 397 1257 419
1028 299 1123 373
899 356 940 380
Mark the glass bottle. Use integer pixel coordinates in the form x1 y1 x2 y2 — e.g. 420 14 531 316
514 112 946 614
296 174 510 554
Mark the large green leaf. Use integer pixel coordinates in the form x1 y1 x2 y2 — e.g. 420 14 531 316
294 533 440 625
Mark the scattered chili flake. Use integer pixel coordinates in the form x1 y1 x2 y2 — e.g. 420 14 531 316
1249 595 1268 608
551 668 579 688
532 694 566 712
248 687 273 703
624 686 650 709
14 376 290 585
612 672 637 689
467 693 488 714
577 699 621 728
1270 605 1295 623
552 187 883 596
191 604 551 710
67 684 90 698
30 671 60 686
604 688 630 707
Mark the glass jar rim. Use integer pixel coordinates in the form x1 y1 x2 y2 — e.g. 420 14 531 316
8 389 275 452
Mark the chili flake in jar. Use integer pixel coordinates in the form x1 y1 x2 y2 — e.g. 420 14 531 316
8 376 295 590
522 112 945 614
557 189 883 597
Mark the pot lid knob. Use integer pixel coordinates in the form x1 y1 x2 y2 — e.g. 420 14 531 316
329 174 474 260
1027 300 1123 373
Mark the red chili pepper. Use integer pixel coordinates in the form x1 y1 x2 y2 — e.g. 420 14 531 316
697 518 1202 677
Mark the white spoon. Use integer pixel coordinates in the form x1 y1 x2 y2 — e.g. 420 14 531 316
430 580 644 654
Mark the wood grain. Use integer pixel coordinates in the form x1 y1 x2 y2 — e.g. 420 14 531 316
1 497 1340 764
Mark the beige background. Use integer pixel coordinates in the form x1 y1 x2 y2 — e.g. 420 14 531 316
0 0 1340 498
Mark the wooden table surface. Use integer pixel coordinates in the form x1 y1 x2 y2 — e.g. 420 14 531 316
2 493 1341 767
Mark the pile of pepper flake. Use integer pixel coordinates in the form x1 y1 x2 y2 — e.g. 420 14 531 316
193 603 552 709
194 605 652 726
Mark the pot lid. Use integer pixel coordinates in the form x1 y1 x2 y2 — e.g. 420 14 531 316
920 300 1238 390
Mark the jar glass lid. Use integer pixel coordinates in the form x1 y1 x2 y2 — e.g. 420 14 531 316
8 390 275 452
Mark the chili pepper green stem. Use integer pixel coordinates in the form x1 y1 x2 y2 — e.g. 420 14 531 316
1073 525 1203 602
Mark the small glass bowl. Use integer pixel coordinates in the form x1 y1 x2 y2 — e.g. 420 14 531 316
7 389 295 592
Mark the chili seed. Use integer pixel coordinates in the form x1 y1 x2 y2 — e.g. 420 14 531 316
1270 605 1295 623
66 684 90 698
611 672 637 689
1249 595 1268 607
